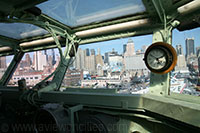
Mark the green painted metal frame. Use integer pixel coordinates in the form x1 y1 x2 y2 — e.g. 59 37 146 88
39 91 200 128
30 22 80 92
0 51 24 86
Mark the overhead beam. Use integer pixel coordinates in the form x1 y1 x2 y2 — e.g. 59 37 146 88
151 0 165 23
178 0 200 15
75 18 150 38
0 35 19 48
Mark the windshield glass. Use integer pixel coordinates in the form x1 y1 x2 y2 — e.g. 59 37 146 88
62 35 152 94
0 23 47 39
170 28 200 96
37 0 145 27
8 49 60 87
0 55 13 79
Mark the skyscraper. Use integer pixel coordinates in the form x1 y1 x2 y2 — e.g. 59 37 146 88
196 46 200 57
90 49 95 55
52 49 56 65
44 50 48 62
0 56 6 68
25 54 32 66
123 44 127 54
186 38 195 58
124 39 135 57
141 45 148 53
97 48 101 55
74 48 86 70
176 44 183 55
86 48 90 56
96 49 104 67
33 51 47 71
85 55 96 74
104 52 109 64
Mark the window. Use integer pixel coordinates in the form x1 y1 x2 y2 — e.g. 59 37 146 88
0 23 47 39
170 28 200 96
62 35 152 94
37 0 145 27
0 55 14 80
8 48 60 87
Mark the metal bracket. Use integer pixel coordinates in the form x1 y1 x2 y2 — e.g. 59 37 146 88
66 105 83 133
32 22 80 93
148 20 179 96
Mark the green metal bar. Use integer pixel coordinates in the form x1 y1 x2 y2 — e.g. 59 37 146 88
148 29 172 96
166 92 200 104
152 0 165 23
40 14 72 33
0 35 19 48
73 14 148 32
68 105 83 133
79 28 157 45
31 22 79 92
147 21 179 96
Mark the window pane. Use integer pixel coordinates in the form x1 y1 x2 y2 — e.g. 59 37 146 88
8 49 60 87
0 55 13 79
62 35 152 94
0 23 47 39
37 0 145 27
171 28 200 96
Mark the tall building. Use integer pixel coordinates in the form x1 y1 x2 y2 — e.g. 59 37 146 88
109 55 123 72
176 44 183 55
186 38 195 58
85 55 96 74
197 47 200 74
124 54 148 76
52 49 56 65
48 55 53 66
90 49 95 55
96 49 104 76
97 48 101 55
44 50 48 62
0 56 6 68
176 55 187 68
96 49 104 66
124 39 135 57
196 46 200 57
141 45 148 53
104 52 109 64
25 54 32 66
33 51 47 71
198 56 200 75
74 48 86 70
123 44 127 54
86 48 90 56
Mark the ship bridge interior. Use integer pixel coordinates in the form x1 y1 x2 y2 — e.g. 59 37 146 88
0 0 200 132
